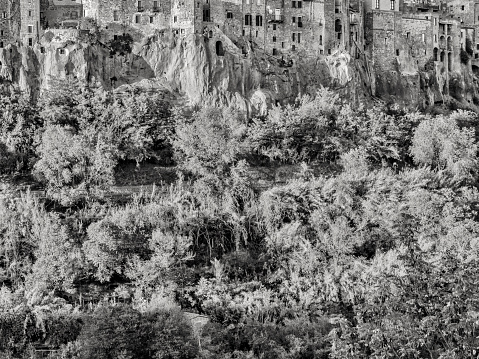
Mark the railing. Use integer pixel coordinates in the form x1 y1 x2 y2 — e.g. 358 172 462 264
268 15 284 23
152 6 160 12
137 6 144 12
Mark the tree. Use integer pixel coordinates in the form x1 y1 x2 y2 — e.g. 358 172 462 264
77 305 198 359
77 305 152 359
33 125 118 202
173 106 248 186
0 94 42 171
27 213 83 292
410 111 478 181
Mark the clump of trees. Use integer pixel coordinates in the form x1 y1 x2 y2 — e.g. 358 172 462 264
1 85 479 358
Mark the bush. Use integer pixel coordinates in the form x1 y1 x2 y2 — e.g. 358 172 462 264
174 106 248 186
410 111 478 181
34 125 118 202
77 305 198 359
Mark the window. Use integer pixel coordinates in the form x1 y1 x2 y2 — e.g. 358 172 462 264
59 48 65 54
27 25 33 33
0 30 3 36
0 42 4 48
273 24 276 30
461 5 464 10
292 33 295 41
406 32 410 38
298 16 302 27
28 10 32 17
28 38 33 46
297 33 301 43
477 44 479 50
203 9 210 21
149 16 154 23
434 34 437 42
281 41 284 48
255 30 258 37
297 1 302 8
135 14 140 23
272 48 277 55
319 35 322 45
292 44 295 51
434 18 437 26
396 49 399 56
138 0 142 10
227 11 233 19
113 10 119 21
255 14 262 26
273 35 276 42
274 8 281 21
292 16 295 23
173 15 177 22
292 1 296 7
154 0 158 8
390 0 395 10
245 14 252 25
375 0 379 9
2 12 6 18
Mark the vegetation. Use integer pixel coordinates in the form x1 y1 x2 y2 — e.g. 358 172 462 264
1 82 479 358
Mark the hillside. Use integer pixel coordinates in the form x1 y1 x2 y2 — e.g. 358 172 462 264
1 82 479 358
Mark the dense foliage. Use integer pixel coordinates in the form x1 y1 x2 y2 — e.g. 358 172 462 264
1 84 479 358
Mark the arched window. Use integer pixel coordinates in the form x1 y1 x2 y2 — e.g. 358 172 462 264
216 40 224 56
433 47 438 61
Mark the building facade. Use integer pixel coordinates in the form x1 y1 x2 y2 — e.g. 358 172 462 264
0 0 478 77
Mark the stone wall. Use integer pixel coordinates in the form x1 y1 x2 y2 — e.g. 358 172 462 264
43 0 82 28
19 0 40 46
401 16 432 68
0 0 19 46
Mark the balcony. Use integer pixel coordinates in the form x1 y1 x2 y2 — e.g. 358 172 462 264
152 7 160 12
268 15 283 23
297 21 303 27
137 6 145 12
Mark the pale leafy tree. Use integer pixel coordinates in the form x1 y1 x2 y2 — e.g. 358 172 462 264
340 147 370 177
126 229 194 299
0 189 42 288
410 111 478 181
173 106 248 184
33 125 117 202
27 213 82 292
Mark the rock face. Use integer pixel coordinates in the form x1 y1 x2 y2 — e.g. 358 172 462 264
0 27 478 112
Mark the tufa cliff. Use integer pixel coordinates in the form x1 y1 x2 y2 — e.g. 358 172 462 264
0 27 478 112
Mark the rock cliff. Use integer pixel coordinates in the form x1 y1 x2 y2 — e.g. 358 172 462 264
0 27 478 113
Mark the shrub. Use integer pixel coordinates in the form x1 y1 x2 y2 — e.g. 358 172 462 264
34 125 118 202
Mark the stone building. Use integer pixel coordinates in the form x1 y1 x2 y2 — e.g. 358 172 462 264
19 0 40 46
41 0 82 29
0 0 478 81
